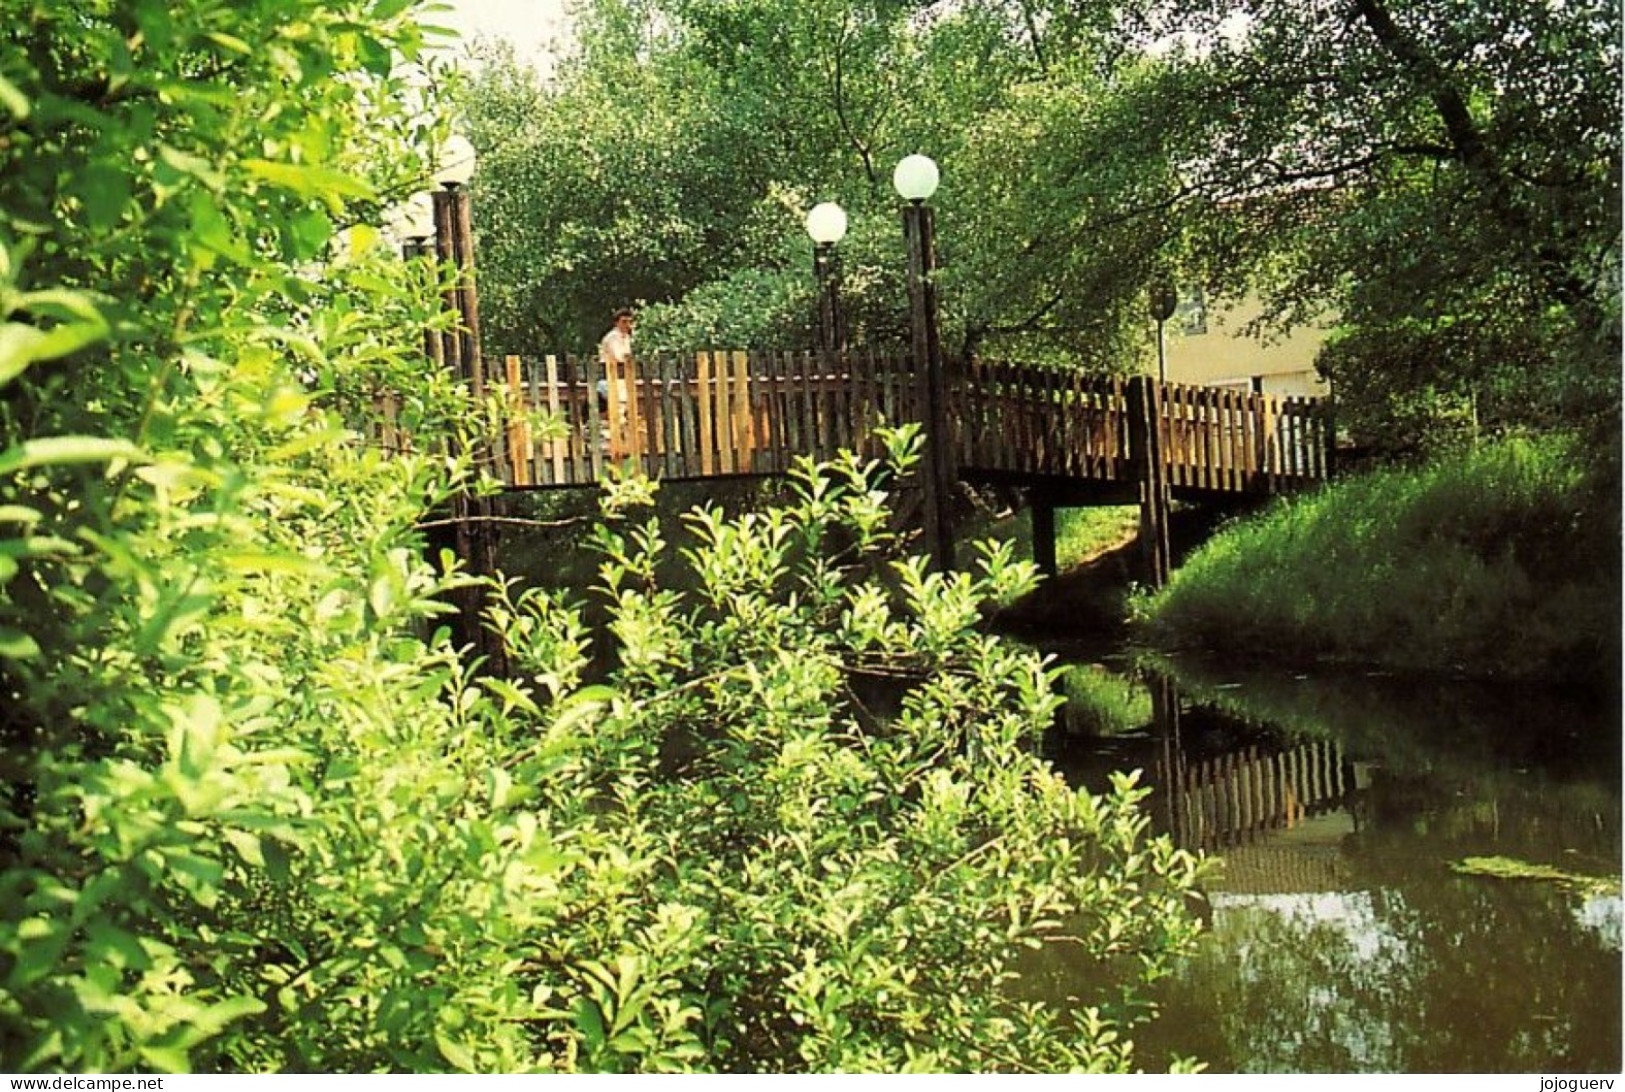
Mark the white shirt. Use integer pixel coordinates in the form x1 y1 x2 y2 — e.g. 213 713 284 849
599 326 632 366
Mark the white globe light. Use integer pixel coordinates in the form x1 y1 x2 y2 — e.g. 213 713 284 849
804 201 848 245
433 134 477 187
401 190 435 239
892 154 939 202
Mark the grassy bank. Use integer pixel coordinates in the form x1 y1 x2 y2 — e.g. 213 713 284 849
1132 436 1620 684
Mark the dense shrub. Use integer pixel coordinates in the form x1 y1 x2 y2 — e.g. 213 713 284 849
1 0 1206 1071
1132 436 1619 684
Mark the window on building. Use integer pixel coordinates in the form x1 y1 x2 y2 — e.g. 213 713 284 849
1176 285 1207 335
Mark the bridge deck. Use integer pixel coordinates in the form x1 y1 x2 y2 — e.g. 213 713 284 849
388 349 1332 496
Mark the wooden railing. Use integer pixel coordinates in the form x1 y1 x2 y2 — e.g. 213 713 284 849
375 349 1332 495
1165 739 1351 851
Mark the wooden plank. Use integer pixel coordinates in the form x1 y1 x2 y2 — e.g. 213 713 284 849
1171 383 1190 488
993 360 1012 471
849 348 871 459
1283 397 1299 479
960 357 980 468
831 355 847 455
1074 373 1092 479
560 376 576 485
716 350 737 474
1245 390 1261 489
628 355 649 471
502 355 524 487
775 350 795 471
603 353 624 466
998 362 1016 472
541 355 562 485
731 350 753 473
1018 364 1037 473
677 356 698 478
584 354 605 481
1032 365 1049 474
815 350 833 460
574 374 593 485
695 351 715 476
657 354 676 478
1186 384 1201 488
642 355 659 477
1051 367 1068 477
755 351 778 472
1218 387 1232 491
1231 389 1246 491
863 350 882 444
883 349 904 437
794 349 816 461
1197 385 1213 491
777 351 800 466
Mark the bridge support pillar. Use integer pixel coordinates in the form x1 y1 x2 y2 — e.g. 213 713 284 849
1031 491 1058 579
1127 376 1172 589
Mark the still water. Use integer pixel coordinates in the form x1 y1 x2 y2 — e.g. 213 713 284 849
1038 647 1622 1073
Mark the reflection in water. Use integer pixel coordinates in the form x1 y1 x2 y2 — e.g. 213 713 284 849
1040 653 1623 1073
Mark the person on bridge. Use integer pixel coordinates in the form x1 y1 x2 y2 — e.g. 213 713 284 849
597 308 634 458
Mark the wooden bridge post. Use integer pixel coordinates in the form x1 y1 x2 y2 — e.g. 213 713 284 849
903 200 957 571
431 184 504 673
1031 489 1058 579
1127 375 1172 589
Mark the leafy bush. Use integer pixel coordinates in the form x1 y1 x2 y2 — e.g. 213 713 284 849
491 445 1208 1072
1132 436 1619 683
1 0 1206 1072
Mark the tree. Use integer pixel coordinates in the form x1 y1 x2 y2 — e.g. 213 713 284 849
0 0 1207 1071
463 0 1619 450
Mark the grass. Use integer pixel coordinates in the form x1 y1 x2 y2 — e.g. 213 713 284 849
1056 663 1153 737
1132 434 1619 683
964 502 1138 571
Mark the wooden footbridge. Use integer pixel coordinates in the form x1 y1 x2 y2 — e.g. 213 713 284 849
384 348 1332 585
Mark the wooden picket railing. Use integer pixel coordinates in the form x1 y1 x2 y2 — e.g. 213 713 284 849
374 349 1332 497
1164 739 1351 852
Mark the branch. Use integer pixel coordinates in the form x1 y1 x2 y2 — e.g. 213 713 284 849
414 514 591 531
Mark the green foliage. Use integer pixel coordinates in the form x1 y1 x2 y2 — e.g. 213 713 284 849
1131 436 1618 683
1450 857 1619 898
463 0 1619 453
1057 666 1153 739
495 451 1209 1072
1 4 1204 1071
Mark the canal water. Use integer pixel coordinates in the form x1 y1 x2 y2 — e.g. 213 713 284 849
1035 645 1622 1073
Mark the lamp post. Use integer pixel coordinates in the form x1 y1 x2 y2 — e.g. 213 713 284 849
804 201 847 359
429 134 503 671
1149 279 1178 385
894 154 956 572
431 134 483 399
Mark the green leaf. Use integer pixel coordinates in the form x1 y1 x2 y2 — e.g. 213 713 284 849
137 1045 192 1073
0 436 139 476
436 1029 478 1071
0 73 28 120
158 144 225 190
573 996 607 1051
286 207 334 260
73 164 133 232
0 626 39 659
243 159 376 213
0 313 110 385
187 191 250 266
205 30 253 54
